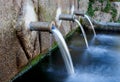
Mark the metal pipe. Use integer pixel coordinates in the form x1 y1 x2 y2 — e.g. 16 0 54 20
29 22 55 33
73 11 84 17
59 14 76 21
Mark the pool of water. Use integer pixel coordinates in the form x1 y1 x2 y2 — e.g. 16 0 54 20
13 31 120 82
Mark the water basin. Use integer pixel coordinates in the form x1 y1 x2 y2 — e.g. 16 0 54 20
13 31 120 82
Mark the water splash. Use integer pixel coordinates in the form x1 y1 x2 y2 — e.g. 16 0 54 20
75 19 89 48
51 26 75 75
84 15 96 36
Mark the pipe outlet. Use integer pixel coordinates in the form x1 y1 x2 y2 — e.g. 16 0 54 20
29 21 55 33
59 14 76 21
74 11 84 17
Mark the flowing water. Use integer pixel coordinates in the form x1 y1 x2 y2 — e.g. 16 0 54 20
51 26 74 74
84 15 96 36
13 31 120 82
75 19 89 48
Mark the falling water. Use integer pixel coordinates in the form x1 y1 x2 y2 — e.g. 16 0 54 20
48 34 53 56
51 26 75 75
75 19 89 48
13 32 120 82
47 34 53 72
84 15 96 36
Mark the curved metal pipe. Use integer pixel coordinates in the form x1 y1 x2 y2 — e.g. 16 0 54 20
59 14 76 21
73 10 84 17
29 22 55 33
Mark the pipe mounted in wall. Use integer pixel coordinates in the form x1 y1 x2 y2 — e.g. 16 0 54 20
73 11 84 17
59 14 76 21
29 22 55 33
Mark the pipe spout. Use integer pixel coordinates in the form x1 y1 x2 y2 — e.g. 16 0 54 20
59 14 76 21
29 22 55 33
74 11 84 17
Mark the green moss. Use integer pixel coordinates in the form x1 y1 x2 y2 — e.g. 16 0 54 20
87 2 95 17
11 53 45 81
111 7 117 20
103 0 111 13
87 0 118 21
65 29 77 42
102 0 117 20
110 18 113 22
95 7 99 11
116 19 120 23
89 0 95 3
75 19 83 33
98 0 104 3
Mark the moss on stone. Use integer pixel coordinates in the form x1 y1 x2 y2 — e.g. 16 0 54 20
88 0 117 21
89 0 95 3
10 52 45 81
98 0 104 3
87 1 95 17
103 0 111 13
65 29 77 42
111 7 117 20
116 19 120 23
103 0 117 20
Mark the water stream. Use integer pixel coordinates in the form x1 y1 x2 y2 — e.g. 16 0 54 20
75 19 89 48
84 15 96 36
51 26 75 75
13 31 120 82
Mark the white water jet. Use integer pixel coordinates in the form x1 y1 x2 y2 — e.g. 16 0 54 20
75 19 89 48
52 26 75 75
84 15 96 36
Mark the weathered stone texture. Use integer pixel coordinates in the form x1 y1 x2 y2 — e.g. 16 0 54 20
78 0 89 13
38 0 78 52
0 0 80 82
94 11 112 22
111 2 120 21
0 0 97 82
87 1 120 22
0 0 28 82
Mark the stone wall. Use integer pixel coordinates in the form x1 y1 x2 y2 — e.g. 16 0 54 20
0 0 82 82
87 0 120 22
2 0 120 82
0 0 28 82
38 0 78 52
